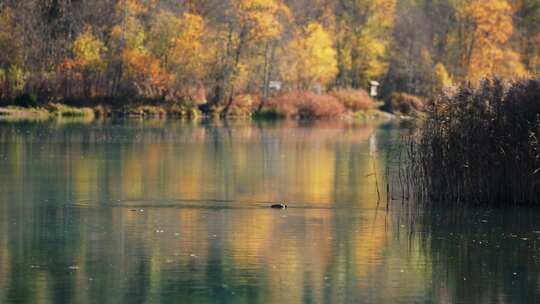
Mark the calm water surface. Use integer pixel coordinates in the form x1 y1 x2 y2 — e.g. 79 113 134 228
1 119 540 303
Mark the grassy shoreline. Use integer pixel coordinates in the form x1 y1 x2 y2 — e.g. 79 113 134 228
0 104 397 122
0 104 95 118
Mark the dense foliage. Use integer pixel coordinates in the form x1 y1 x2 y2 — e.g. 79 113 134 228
0 0 537 114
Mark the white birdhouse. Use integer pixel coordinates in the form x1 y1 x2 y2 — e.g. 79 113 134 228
370 81 380 97
269 81 282 91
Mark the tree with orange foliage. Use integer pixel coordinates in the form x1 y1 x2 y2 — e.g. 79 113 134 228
122 48 175 99
456 0 527 83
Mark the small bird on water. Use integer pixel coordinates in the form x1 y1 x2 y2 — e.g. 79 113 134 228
271 203 287 209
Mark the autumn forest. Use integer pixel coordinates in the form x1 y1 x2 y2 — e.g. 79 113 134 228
2 1 540 303
0 0 538 116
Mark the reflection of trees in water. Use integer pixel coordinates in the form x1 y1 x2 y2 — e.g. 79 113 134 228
0 119 386 205
0 120 432 303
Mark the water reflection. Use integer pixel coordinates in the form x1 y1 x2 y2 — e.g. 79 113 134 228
422 208 540 303
0 119 386 207
1 119 539 303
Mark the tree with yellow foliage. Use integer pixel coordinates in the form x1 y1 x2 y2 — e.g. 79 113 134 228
60 26 107 98
147 10 183 64
493 49 530 79
455 0 527 83
334 0 396 88
109 0 181 99
0 0 537 108
167 13 210 92
111 0 152 52
434 63 453 91
282 22 338 90
72 27 107 73
208 0 290 111
236 0 287 42
146 11 210 100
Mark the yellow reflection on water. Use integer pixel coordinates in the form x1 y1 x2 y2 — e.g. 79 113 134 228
0 120 431 303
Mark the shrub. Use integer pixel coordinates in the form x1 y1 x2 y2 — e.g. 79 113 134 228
167 103 201 118
390 92 424 115
48 103 94 117
14 93 38 107
227 94 258 117
267 91 346 119
7 65 26 97
253 107 286 120
122 105 167 117
408 78 540 206
331 89 374 112
93 104 111 117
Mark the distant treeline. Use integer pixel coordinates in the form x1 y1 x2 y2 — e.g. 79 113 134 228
0 0 538 114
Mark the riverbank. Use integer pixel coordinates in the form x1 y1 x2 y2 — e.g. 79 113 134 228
0 104 95 119
0 89 405 122
0 103 398 122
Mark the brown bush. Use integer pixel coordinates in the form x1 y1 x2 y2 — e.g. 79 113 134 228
331 89 374 112
267 91 346 119
390 92 424 115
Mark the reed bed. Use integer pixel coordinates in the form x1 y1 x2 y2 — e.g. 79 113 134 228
407 78 540 206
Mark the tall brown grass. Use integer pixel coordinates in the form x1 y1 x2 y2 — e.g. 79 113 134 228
408 78 540 206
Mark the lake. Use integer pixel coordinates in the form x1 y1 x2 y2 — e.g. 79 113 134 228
0 118 539 303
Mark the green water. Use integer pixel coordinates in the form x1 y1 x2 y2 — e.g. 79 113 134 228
0 119 539 303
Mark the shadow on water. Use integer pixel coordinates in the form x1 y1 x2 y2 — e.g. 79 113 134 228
406 206 540 304
383 125 540 303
